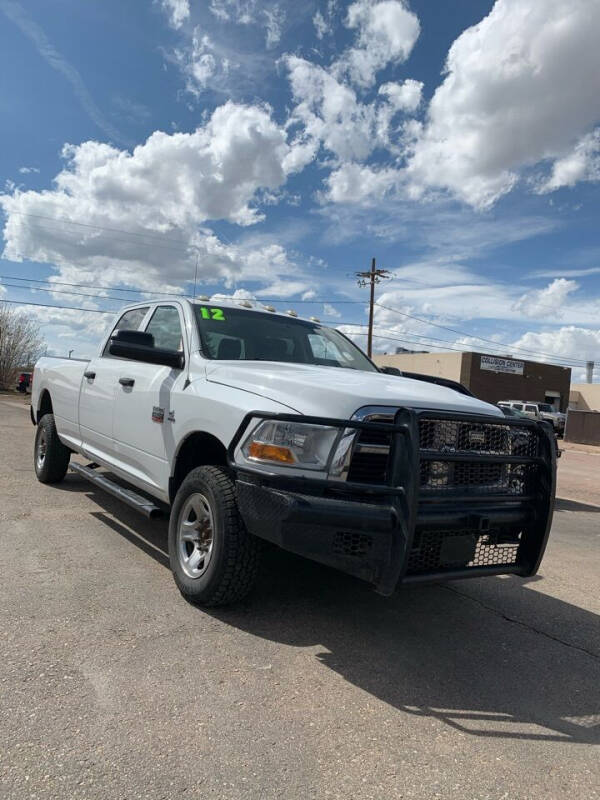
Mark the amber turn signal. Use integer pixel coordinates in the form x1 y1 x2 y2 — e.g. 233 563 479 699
247 442 295 464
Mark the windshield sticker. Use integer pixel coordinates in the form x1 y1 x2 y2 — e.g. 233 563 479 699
199 307 225 321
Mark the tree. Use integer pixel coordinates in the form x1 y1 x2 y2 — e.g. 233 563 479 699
0 303 46 390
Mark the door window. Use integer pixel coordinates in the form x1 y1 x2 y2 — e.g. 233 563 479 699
525 405 537 413
145 306 184 352
512 403 523 410
103 307 149 356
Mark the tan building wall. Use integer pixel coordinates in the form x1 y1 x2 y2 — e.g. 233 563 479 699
570 384 600 411
374 352 465 382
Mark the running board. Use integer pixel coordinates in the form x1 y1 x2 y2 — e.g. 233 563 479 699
69 462 163 518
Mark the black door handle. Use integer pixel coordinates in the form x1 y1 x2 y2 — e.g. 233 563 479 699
84 370 96 379
119 377 135 387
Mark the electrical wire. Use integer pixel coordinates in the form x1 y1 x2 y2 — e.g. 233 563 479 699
0 297 586 370
1 276 593 366
0 299 113 314
375 301 591 364
338 323 580 367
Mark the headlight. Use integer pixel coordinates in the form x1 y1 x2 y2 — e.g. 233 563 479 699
238 419 342 472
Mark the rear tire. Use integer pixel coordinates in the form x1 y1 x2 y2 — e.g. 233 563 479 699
168 466 261 607
34 413 71 484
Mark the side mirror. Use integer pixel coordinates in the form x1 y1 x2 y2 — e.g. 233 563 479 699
380 366 402 376
109 329 184 370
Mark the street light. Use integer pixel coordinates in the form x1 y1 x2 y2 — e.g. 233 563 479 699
68 350 74 359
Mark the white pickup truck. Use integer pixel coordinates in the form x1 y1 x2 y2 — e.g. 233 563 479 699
31 298 556 606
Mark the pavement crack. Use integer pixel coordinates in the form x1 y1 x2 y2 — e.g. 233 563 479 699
442 584 600 662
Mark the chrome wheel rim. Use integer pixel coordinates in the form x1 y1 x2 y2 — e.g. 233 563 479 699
177 493 215 579
36 428 47 471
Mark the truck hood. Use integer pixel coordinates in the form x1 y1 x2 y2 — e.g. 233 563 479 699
205 361 502 419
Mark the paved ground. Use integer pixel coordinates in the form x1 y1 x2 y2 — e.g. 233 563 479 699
556 446 600 508
1 398 599 800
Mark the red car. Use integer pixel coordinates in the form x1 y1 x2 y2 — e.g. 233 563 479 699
16 372 32 393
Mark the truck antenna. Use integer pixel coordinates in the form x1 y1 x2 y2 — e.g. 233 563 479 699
193 252 199 299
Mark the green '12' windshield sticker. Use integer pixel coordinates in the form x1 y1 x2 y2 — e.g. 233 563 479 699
199 307 225 321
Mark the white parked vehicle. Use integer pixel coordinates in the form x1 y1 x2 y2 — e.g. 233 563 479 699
31 299 556 606
498 400 565 433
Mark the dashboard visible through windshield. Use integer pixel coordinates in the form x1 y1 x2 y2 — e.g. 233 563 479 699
194 304 377 372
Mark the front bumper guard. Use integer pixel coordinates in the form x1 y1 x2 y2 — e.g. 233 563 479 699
228 409 556 595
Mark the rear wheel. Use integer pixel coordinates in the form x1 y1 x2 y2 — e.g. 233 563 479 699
34 413 71 484
168 466 261 607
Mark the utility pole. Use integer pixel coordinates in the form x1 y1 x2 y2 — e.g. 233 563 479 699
356 257 390 358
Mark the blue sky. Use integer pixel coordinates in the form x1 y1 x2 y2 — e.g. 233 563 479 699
0 0 599 381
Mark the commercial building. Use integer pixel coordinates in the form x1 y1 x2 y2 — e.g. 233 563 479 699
569 383 600 411
374 351 571 412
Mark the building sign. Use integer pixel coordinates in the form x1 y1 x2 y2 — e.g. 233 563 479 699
480 355 524 375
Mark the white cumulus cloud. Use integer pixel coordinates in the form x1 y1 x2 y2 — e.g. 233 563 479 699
536 130 600 194
511 326 600 366
406 0 600 208
334 0 420 88
512 279 579 320
378 79 422 112
161 0 190 29
0 102 311 292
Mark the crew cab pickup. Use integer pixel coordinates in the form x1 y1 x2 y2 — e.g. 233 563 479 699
31 299 556 606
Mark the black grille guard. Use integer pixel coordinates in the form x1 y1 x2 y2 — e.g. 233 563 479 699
228 408 556 594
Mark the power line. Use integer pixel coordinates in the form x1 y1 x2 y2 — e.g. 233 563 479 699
0 298 589 369
0 299 113 314
0 274 187 297
375 301 590 364
339 323 582 368
6 278 575 362
6 210 194 250
1 279 591 367
0 274 366 303
0 281 130 304
7 210 599 324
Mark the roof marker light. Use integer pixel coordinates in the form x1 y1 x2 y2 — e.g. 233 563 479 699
309 316 320 322
264 305 276 312
286 309 298 317
237 300 253 308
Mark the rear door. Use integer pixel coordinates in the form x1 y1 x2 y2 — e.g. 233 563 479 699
79 306 150 465
112 304 187 495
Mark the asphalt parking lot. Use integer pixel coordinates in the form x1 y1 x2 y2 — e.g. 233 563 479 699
1 397 599 800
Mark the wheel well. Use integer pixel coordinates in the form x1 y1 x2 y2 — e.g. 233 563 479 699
170 432 228 503
37 390 53 423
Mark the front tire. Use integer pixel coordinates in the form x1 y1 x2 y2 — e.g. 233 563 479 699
168 466 261 607
34 413 71 483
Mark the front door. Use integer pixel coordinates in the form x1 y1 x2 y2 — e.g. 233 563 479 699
112 305 187 496
78 306 150 466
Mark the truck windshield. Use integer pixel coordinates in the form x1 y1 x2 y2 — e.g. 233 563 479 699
194 304 378 372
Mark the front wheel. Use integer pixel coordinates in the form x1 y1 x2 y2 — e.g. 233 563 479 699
34 413 71 483
168 466 261 607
